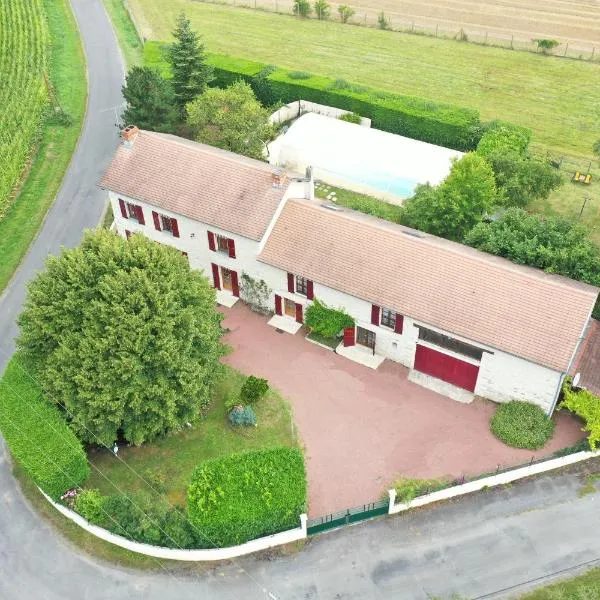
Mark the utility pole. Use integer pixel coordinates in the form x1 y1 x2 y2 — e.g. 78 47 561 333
579 196 590 219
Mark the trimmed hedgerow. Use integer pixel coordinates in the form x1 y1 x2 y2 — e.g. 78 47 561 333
305 298 354 339
476 120 532 158
187 447 306 547
490 400 555 450
0 358 89 500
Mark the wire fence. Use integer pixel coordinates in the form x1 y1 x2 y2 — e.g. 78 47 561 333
191 0 600 63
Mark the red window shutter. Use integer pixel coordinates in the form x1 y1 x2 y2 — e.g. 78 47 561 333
275 294 282 316
152 211 161 231
306 280 314 300
228 238 236 259
136 206 145 225
371 304 380 326
171 218 180 238
118 198 128 219
295 303 303 324
207 231 216 251
287 273 295 293
343 327 355 347
231 271 240 297
211 263 221 290
394 314 404 334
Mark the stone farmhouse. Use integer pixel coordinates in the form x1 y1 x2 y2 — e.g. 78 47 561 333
100 127 599 414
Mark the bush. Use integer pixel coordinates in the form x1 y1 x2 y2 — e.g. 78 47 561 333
534 39 559 54
338 4 355 23
377 12 390 30
560 386 600 450
0 358 89 500
314 0 330 19
228 405 257 427
74 489 106 523
393 477 450 503
477 121 531 158
293 0 311 17
339 111 361 124
240 375 269 405
490 401 555 449
206 54 482 150
305 298 354 338
288 71 312 80
187 447 306 546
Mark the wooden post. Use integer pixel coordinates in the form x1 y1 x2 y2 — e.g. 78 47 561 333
435 24 438 37
411 20 414 32
592 46 596 60
564 42 568 56
510 34 514 49
484 31 488 45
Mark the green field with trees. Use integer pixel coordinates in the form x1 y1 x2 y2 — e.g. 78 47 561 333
0 0 86 292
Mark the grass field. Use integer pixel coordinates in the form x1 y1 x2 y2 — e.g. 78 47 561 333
85 367 298 507
103 0 143 67
0 0 86 292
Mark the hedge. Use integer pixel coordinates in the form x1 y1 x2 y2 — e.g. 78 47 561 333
143 41 482 151
477 119 532 157
490 400 555 450
187 447 306 547
0 358 89 500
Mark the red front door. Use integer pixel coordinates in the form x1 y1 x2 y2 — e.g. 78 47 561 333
413 345 479 392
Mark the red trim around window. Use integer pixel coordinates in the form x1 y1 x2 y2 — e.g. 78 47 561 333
371 304 380 326
287 273 294 293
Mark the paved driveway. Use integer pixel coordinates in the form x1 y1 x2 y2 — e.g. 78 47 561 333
222 303 584 516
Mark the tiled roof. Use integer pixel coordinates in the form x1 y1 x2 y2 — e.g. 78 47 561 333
100 131 290 241
259 198 598 372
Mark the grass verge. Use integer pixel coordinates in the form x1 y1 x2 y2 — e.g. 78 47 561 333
84 366 298 507
0 0 86 293
520 567 600 599
102 0 144 67
306 331 339 350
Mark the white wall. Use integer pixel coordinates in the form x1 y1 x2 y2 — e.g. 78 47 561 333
109 190 564 412
269 100 371 127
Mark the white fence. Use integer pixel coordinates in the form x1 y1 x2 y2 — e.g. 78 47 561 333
388 449 600 514
269 100 371 127
40 488 308 561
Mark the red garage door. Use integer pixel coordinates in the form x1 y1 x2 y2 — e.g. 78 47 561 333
414 345 479 392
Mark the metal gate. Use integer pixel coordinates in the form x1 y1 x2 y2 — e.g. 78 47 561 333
307 499 389 535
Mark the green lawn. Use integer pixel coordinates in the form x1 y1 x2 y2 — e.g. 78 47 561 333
85 367 298 506
0 0 86 292
521 568 600 599
103 0 143 67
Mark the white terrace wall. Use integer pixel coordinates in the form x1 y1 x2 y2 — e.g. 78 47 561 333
41 488 308 561
110 191 563 412
269 100 371 127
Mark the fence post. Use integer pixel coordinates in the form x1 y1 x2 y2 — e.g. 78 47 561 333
435 24 438 37
411 21 414 32
510 34 514 49
592 46 596 60
300 513 308 537
388 489 397 514
564 42 568 57
484 31 488 45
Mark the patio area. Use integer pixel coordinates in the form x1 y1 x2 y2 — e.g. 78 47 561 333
221 303 585 517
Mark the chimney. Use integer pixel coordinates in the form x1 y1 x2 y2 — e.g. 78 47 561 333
305 166 315 201
121 125 139 148
272 168 285 189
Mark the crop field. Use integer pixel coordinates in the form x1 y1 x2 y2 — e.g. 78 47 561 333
0 0 48 218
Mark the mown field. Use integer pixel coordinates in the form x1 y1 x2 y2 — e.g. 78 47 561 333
129 0 600 238
0 0 48 218
0 0 86 292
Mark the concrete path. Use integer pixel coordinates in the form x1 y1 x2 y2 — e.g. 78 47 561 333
221 303 584 516
0 0 124 373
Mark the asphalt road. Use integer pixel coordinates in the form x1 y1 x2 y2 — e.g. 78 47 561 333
1 1 600 599
0 0 124 373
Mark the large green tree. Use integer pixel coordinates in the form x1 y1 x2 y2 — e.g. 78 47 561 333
465 208 600 316
17 230 226 446
402 152 497 241
121 66 178 133
186 81 273 159
167 11 213 110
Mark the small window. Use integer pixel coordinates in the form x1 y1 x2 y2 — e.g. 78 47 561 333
216 234 230 253
418 326 484 361
380 308 396 329
295 275 308 296
160 214 173 233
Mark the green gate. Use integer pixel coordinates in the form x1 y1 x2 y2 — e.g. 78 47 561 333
307 499 389 535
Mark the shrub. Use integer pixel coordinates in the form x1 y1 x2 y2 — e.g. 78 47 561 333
490 401 555 450
0 358 89 500
240 375 269 405
187 447 306 546
339 111 361 124
534 39 559 54
561 386 600 450
338 4 355 23
293 0 311 17
393 477 450 503
313 0 330 19
228 405 257 427
288 71 312 80
250 64 276 106
305 298 354 338
377 12 389 30
477 121 531 158
205 53 483 150
74 489 106 523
